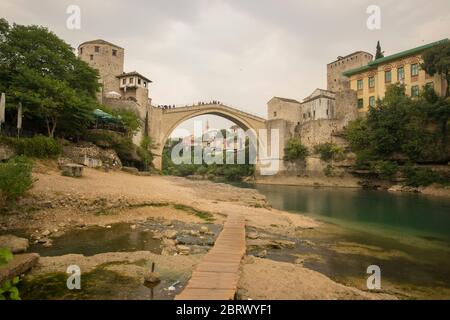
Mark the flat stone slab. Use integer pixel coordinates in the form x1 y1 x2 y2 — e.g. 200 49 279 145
0 253 39 283
61 163 84 177
0 235 29 253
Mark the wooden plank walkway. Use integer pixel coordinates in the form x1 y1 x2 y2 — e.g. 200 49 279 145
175 214 246 300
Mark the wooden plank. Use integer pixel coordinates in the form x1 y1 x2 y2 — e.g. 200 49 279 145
175 214 246 300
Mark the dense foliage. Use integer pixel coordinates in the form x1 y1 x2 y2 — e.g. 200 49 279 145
98 105 141 135
346 84 449 164
0 248 21 300
314 143 343 161
284 139 308 161
345 84 450 185
0 135 61 158
421 41 450 97
162 138 255 181
0 18 100 138
0 156 34 203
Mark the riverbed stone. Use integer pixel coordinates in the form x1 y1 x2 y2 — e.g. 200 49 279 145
176 245 191 255
163 230 178 240
161 246 177 256
247 232 259 240
152 232 163 240
255 249 267 258
0 253 39 283
199 226 209 234
162 238 176 247
0 235 29 253
143 271 160 284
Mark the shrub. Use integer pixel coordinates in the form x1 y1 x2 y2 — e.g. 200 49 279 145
1 135 61 158
196 166 208 175
401 164 443 187
223 166 245 181
0 156 34 202
284 139 308 161
137 136 154 171
0 248 21 300
372 160 398 181
314 143 343 161
99 105 141 134
323 164 333 177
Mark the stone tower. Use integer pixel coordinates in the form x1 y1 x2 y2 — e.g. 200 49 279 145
327 51 373 93
78 39 125 102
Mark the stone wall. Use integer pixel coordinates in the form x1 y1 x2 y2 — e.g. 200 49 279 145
327 51 373 92
334 89 359 130
62 143 122 169
78 41 125 102
267 98 301 123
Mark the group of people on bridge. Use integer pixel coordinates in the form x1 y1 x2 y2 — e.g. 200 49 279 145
155 100 223 110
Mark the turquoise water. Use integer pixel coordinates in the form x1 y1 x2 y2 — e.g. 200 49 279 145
247 184 450 298
254 185 450 242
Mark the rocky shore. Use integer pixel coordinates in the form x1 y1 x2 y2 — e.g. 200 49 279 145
0 163 398 299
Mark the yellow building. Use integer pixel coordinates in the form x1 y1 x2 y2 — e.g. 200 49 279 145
343 39 449 112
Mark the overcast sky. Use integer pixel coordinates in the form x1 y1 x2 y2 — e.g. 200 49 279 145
1 0 449 136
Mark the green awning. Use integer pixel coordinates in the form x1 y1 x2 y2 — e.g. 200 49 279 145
92 109 122 124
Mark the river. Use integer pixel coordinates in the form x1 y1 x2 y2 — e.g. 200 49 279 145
247 184 450 299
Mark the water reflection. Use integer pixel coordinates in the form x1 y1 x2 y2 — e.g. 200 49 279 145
255 185 450 241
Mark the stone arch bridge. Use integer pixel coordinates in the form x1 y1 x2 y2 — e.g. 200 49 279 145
147 103 267 170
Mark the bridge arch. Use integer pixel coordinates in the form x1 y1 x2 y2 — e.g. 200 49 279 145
148 103 266 170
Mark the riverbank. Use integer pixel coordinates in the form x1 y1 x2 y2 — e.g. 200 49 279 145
0 161 422 299
254 175 450 199
254 175 360 188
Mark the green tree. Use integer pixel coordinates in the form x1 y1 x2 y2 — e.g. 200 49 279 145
284 139 308 161
0 156 34 204
375 41 384 59
421 41 450 97
0 19 100 138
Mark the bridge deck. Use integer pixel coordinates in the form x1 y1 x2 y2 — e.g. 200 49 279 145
175 214 246 300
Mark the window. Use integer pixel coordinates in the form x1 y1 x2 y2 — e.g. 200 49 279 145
138 78 142 85
357 79 363 90
112 49 117 56
369 96 375 107
94 46 100 53
397 67 405 81
368 76 375 88
411 64 419 77
129 77 134 84
357 99 364 109
425 82 434 90
144 81 147 88
89 55 93 61
411 85 419 97
385 70 392 83
273 111 277 117
79 47 83 54
122 78 126 85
